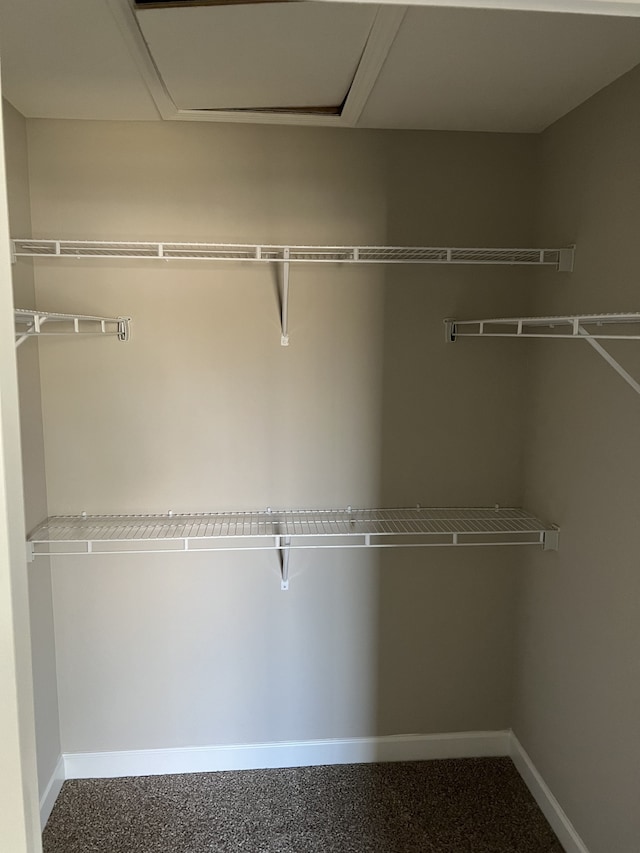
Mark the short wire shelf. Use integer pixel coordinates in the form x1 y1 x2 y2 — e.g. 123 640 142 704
12 239 574 269
27 506 559 557
15 309 130 348
446 313 640 341
444 312 640 398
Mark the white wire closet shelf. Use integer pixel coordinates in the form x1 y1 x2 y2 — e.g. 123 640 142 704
14 308 130 348
445 312 640 398
12 239 575 269
27 507 559 589
445 313 640 340
12 239 575 347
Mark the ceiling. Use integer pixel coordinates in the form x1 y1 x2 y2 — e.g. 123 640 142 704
1 0 640 132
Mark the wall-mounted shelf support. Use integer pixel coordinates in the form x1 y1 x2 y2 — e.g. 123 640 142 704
542 526 560 551
277 536 292 590
557 246 575 273
15 309 130 348
445 313 640 398
281 248 290 346
578 326 640 397
27 506 558 589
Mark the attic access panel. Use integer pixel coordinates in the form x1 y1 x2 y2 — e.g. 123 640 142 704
135 1 378 112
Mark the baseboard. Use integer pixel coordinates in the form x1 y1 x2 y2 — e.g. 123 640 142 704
56 730 590 853
510 733 590 853
64 729 511 779
40 755 65 829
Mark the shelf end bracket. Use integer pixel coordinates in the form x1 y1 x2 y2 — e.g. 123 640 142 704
444 319 457 343
118 317 131 342
543 526 560 551
26 541 34 563
558 245 575 273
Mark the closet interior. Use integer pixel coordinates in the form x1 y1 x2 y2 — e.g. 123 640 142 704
2 2 640 853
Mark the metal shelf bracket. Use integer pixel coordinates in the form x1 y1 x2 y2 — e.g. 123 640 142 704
276 535 291 590
578 326 640 398
558 245 575 273
118 317 131 342
444 319 456 343
281 248 290 346
542 526 560 551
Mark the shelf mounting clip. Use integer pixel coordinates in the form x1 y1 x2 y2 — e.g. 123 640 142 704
542 526 560 551
444 319 456 343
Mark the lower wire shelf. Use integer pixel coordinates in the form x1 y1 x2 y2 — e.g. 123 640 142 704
27 507 559 588
27 506 559 553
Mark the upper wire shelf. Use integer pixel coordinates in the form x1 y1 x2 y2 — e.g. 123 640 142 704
12 239 575 270
15 308 130 348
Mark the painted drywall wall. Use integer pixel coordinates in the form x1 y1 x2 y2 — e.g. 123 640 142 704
375 129 537 734
24 119 534 753
515 63 640 853
4 99 61 805
0 93 42 852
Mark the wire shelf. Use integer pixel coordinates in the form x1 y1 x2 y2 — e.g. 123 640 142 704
12 239 573 269
27 506 558 557
446 313 640 341
15 309 130 348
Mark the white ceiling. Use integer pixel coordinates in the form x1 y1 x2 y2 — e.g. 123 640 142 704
137 3 377 110
359 5 640 131
1 0 640 132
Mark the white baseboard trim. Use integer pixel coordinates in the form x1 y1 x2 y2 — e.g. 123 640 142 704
64 729 511 780
510 734 590 853
59 728 590 853
40 755 65 829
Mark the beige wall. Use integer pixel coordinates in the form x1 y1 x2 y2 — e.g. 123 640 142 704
515 64 640 853
4 100 61 803
23 119 535 752
376 130 536 734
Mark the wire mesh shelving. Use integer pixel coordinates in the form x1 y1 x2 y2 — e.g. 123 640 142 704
14 309 130 348
27 506 559 589
12 239 575 268
445 312 640 398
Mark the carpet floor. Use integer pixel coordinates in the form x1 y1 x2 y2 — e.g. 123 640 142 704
43 757 564 852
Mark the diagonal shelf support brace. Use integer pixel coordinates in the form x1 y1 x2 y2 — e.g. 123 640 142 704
276 535 291 590
578 326 640 397
118 318 131 341
281 249 290 346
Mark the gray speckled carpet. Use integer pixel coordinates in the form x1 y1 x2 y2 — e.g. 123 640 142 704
43 758 564 852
